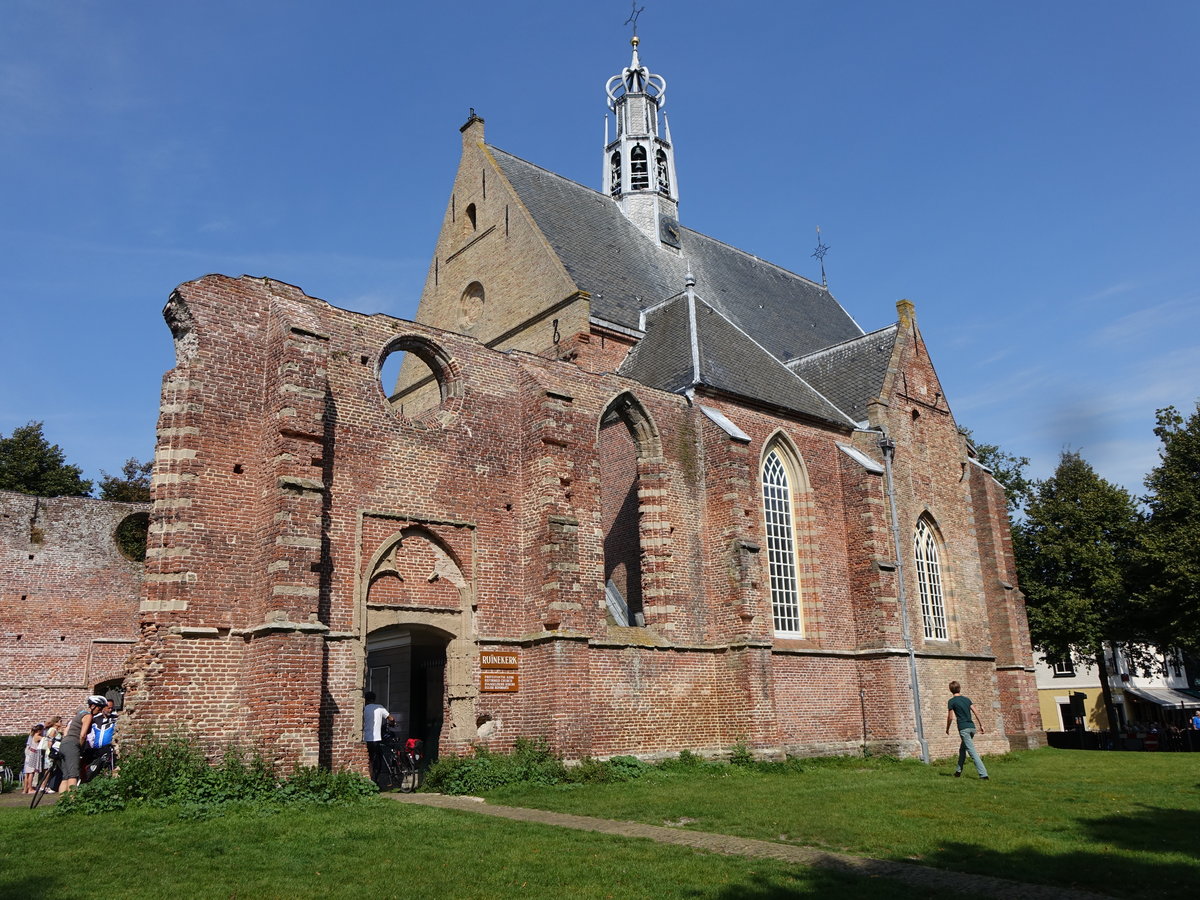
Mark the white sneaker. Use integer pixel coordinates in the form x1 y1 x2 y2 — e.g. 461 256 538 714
44 789 56 794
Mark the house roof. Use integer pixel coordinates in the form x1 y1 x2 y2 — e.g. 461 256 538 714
620 291 856 427
787 326 898 424
489 146 864 363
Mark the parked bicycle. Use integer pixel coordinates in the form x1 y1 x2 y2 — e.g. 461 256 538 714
378 736 424 793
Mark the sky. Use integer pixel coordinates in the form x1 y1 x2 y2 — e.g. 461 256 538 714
2 0 1197 497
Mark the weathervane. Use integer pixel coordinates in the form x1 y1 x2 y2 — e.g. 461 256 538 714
624 2 645 37
811 226 830 288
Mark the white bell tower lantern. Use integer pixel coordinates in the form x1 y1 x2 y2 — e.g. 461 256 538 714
603 35 681 248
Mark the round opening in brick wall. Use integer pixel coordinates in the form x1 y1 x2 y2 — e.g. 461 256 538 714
378 336 463 429
114 511 150 562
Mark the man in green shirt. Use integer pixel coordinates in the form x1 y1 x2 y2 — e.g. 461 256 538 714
946 680 989 780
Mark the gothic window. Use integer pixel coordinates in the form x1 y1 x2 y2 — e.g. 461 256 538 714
630 145 649 190
914 517 948 640
655 149 670 195
610 151 621 196
465 203 477 232
762 444 804 636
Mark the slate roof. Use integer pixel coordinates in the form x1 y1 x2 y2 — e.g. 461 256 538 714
489 147 864 362
787 326 898 425
621 292 856 427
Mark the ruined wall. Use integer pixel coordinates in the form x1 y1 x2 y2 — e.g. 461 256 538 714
126 275 1037 769
0 491 145 733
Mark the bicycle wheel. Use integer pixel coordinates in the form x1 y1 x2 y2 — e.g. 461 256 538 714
399 757 420 793
30 766 54 809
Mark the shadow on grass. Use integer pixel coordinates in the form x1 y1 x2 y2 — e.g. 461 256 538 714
693 868 962 900
1081 805 1200 858
917 832 1197 899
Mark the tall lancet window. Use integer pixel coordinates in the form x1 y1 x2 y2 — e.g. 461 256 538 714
655 149 670 195
914 517 948 640
630 145 649 190
610 151 622 196
762 448 802 636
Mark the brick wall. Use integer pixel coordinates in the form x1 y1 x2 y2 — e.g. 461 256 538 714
0 491 145 733
123 275 1040 770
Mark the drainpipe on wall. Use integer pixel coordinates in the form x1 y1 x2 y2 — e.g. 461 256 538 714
878 432 931 764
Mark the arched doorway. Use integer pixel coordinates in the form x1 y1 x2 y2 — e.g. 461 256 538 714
366 624 449 759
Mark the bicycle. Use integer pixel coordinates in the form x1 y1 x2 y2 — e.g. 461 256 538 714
30 745 114 809
378 737 424 793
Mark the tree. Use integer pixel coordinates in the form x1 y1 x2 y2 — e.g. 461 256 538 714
0 421 92 497
960 427 1033 517
98 457 153 502
1137 404 1200 656
1016 451 1141 731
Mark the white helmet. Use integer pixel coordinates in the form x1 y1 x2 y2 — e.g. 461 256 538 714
87 694 107 707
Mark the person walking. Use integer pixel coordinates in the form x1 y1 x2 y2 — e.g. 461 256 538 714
946 680 989 780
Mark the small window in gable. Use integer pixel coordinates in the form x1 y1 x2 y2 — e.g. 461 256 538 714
458 281 484 330
914 516 948 640
465 203 477 232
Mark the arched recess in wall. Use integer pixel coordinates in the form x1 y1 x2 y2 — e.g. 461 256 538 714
458 281 485 331
364 525 475 757
630 145 649 190
760 433 816 638
914 514 949 641
597 392 662 628
378 334 463 428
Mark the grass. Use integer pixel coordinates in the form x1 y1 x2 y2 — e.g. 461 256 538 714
0 799 959 899
484 748 1200 898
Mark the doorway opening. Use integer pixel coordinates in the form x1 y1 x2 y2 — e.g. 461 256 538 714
366 625 448 760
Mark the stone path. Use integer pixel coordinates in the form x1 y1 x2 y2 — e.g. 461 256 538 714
387 792 1105 900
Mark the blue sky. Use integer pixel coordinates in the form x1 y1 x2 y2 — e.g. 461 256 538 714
2 0 1197 496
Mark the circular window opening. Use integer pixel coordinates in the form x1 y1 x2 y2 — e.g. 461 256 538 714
114 512 150 562
378 337 460 427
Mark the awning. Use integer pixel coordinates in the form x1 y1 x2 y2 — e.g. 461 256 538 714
1122 685 1200 708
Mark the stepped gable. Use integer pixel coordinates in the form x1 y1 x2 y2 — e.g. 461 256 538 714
488 146 864 360
787 325 899 425
620 291 856 427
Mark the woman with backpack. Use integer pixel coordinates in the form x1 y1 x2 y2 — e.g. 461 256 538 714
60 695 106 792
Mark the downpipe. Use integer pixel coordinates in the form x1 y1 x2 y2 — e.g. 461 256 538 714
876 429 931 764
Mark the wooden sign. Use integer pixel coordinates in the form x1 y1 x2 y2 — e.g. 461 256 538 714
480 651 519 670
480 671 519 693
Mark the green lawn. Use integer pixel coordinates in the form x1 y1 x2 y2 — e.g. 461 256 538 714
485 748 1200 898
0 800 956 900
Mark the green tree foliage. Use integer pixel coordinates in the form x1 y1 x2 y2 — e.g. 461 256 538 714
99 457 153 502
1017 451 1140 659
961 427 1033 516
1137 404 1200 655
0 421 92 497
1016 451 1143 728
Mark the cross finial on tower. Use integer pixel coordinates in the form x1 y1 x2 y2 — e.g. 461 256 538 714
811 226 830 288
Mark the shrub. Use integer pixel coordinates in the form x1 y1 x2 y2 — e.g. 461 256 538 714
53 732 376 816
424 738 567 794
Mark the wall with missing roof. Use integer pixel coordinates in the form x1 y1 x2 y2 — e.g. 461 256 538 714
0 491 144 733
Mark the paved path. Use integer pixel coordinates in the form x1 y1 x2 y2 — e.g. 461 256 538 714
387 792 1105 900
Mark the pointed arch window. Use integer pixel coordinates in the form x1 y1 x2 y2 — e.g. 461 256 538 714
630 145 649 190
762 447 803 636
610 151 622 196
914 517 948 640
